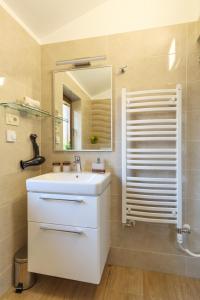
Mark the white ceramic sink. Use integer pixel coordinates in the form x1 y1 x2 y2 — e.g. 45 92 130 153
26 172 111 195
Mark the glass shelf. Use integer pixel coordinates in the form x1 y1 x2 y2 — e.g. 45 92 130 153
0 102 51 117
0 102 68 122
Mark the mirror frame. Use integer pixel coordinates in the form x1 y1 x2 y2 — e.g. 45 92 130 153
52 65 113 152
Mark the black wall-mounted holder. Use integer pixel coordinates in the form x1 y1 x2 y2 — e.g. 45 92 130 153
20 134 45 169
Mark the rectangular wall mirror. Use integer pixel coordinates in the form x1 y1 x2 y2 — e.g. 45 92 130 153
53 66 112 151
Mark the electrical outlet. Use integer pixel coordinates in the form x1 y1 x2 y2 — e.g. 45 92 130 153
6 113 19 126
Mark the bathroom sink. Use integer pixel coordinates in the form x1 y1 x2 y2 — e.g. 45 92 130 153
26 172 111 195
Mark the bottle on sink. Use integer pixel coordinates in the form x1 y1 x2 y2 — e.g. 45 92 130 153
92 158 105 173
52 162 61 173
63 161 71 172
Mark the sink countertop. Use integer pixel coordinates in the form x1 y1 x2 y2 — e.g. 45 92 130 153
26 172 111 196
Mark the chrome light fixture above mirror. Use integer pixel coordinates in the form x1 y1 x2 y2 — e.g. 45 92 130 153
56 55 107 68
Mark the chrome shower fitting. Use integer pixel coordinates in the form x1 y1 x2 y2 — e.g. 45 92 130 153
177 224 191 234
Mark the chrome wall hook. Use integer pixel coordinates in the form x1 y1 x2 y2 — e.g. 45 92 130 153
119 65 128 74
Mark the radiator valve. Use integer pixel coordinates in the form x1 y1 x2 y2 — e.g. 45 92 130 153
177 224 191 234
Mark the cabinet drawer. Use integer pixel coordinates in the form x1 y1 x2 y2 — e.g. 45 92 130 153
28 222 101 284
28 192 99 228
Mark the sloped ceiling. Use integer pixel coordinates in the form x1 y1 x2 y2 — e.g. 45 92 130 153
1 0 108 40
0 0 199 44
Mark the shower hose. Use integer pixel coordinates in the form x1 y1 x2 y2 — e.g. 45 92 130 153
177 232 200 257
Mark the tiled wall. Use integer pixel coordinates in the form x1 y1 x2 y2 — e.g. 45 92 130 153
41 21 200 278
185 21 200 277
0 6 41 295
0 5 199 297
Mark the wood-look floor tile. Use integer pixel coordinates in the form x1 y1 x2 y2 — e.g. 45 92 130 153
2 266 200 300
143 271 200 300
93 265 110 300
178 276 200 300
106 265 143 296
104 289 143 300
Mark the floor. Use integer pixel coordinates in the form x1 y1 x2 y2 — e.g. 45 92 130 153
2 265 200 300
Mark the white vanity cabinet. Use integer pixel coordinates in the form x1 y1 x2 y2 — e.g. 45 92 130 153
27 175 110 284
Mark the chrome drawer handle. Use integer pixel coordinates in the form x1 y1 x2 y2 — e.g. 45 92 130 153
40 197 84 203
40 225 83 235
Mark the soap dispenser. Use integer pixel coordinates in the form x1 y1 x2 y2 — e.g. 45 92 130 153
92 158 105 173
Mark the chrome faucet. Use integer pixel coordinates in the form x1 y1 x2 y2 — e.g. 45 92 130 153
74 155 82 173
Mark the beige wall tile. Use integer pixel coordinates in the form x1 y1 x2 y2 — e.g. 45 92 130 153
186 256 200 278
186 110 200 141
187 80 200 110
187 141 200 170
111 222 182 255
111 175 122 196
185 171 200 201
0 227 27 274
109 247 186 276
0 265 13 296
186 228 200 253
110 196 122 222
0 5 41 296
142 23 187 57
0 200 26 242
186 21 200 55
187 52 200 82
42 35 108 67
40 21 200 278
186 199 200 228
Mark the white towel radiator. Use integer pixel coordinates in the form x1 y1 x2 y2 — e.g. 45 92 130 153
122 85 182 227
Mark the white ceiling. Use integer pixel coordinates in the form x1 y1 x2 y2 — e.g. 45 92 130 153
2 0 108 39
1 0 199 44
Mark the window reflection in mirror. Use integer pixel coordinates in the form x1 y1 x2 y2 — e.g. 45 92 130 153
53 66 112 151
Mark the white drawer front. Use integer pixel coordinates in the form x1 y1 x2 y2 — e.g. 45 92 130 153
28 192 99 228
28 222 101 284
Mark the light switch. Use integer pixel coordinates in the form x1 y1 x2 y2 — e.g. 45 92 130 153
6 129 16 143
6 113 19 126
